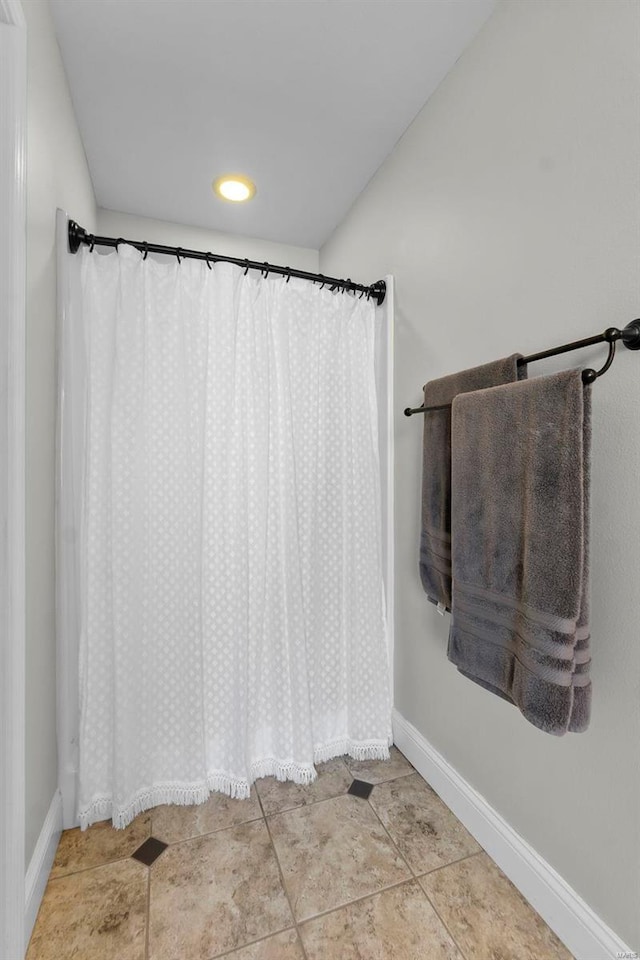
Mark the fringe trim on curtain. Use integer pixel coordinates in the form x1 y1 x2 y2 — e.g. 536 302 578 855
313 737 391 765
77 736 392 830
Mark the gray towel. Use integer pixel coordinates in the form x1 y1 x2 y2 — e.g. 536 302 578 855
420 355 524 609
448 369 591 735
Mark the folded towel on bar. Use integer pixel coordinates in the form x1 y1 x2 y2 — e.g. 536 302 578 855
448 369 592 735
420 355 525 609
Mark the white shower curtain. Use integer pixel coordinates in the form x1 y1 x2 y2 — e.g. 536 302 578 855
63 244 391 829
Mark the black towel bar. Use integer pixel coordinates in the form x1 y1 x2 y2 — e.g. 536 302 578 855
404 319 640 416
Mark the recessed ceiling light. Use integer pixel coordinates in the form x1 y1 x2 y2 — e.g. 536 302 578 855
213 174 256 203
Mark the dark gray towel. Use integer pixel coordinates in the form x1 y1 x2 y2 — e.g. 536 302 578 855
420 355 524 609
448 369 591 735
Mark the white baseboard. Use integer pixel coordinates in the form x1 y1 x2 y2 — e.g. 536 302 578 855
392 709 634 960
25 790 62 947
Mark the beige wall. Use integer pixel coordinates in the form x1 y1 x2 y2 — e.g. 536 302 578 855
23 0 97 865
321 0 640 947
97 209 319 273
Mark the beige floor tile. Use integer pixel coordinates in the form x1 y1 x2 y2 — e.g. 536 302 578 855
148 819 292 959
420 852 574 960
344 746 414 784
50 812 151 878
268 793 411 922
300 880 463 960
151 788 262 843
256 758 352 815
222 928 304 959
26 859 147 960
369 773 481 874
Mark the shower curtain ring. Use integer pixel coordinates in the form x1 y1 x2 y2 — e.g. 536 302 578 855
142 242 149 261
89 235 95 252
205 252 212 270
263 262 270 278
285 267 291 283
319 276 325 290
175 248 182 264
243 259 250 275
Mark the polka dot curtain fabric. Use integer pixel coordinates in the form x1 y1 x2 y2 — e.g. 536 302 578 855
73 246 391 829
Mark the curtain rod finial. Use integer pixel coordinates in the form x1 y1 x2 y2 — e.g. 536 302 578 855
68 220 86 254
372 281 386 306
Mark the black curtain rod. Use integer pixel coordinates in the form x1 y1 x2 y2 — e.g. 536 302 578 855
67 220 386 306
403 320 640 416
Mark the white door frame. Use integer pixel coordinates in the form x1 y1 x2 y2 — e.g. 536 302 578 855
0 1 27 957
377 276 395 704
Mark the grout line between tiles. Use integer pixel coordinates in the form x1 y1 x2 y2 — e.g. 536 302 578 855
365 774 484 878
296 925 310 960
359 769 418 787
205 925 298 960
262 775 411 822
257 761 416 818
416 849 484 879
418 881 471 960
51 812 268 877
297 875 417 927
256 785 310 960
294 926 308 960
363 781 475 960
255 760 351 817
365 793 415 876
155 812 265 849
48 852 141 882
415 851 490 960
263 790 350 821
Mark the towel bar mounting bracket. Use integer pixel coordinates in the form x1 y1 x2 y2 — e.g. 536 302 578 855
582 319 640 383
621 318 640 350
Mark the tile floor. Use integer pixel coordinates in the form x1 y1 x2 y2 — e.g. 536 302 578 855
27 748 574 960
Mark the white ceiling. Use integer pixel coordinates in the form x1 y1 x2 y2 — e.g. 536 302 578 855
51 0 495 249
